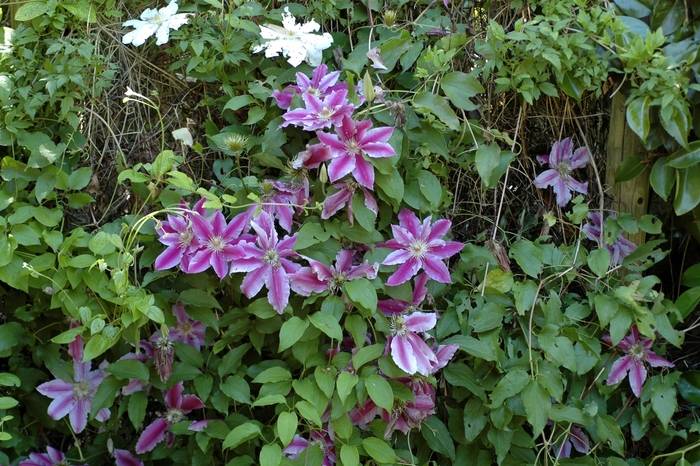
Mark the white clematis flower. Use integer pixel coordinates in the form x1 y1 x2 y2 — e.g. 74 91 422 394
122 0 192 47
252 7 333 67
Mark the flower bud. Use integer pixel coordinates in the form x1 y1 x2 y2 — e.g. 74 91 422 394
383 10 397 27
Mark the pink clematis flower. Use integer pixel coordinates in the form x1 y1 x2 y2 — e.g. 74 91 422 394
386 312 439 376
114 449 144 466
151 302 207 351
154 199 208 272
19 446 87 466
321 179 378 225
187 210 248 280
135 381 204 454
230 212 300 313
533 138 589 207
272 64 343 110
582 211 637 266
378 272 430 317
380 209 464 286
603 326 674 398
281 89 354 131
290 249 378 296
552 424 590 459
382 377 436 438
36 333 110 434
283 430 337 466
318 116 395 189
246 180 307 233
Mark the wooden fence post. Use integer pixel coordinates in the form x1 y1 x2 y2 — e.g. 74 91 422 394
606 92 649 246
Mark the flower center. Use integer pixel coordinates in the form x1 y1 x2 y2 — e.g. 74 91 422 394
628 343 646 361
263 249 281 268
179 229 194 247
556 162 571 179
153 13 164 26
409 240 429 259
390 315 407 337
328 271 348 294
209 236 225 252
306 86 320 96
181 322 191 334
318 106 335 121
165 407 186 424
72 380 93 400
346 138 361 155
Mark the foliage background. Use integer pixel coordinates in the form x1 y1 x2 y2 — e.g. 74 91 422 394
2 0 700 464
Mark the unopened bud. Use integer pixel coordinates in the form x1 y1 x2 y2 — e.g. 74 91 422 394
383 10 397 27
319 164 328 184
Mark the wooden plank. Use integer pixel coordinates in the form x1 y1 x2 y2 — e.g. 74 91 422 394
606 92 649 247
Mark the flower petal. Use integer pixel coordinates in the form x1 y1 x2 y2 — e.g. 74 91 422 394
135 419 170 454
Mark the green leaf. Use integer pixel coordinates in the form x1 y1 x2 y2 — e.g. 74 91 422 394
677 371 700 404
674 165 700 215
179 289 222 310
309 312 343 341
336 371 359 404
0 373 21 387
361 438 397 464
83 335 112 362
627 96 651 142
651 374 679 429
416 170 442 210
413 92 460 131
521 379 550 437
344 278 377 313
0 397 18 409
665 140 700 168
650 0 684 35
675 287 700 319
489 369 529 408
294 222 331 250
614 153 647 182
218 343 251 377
252 395 286 407
509 240 543 278
588 247 611 278
463 398 489 442
340 445 359 466
650 158 675 201
90 375 126 418
61 1 97 22
365 373 393 411
443 335 497 361
278 316 309 352
252 367 291 384
614 0 651 17
14 1 49 21
223 95 257 111
11 224 41 246
223 422 261 449
376 169 404 205
661 104 689 148
421 416 456 460
35 172 57 203
295 400 322 426
682 264 700 287
440 72 484 110
352 344 384 370
596 414 625 455
0 322 25 352
105 359 149 382
128 391 148 430
350 193 376 231
559 72 584 101
259 444 281 466
487 426 513 465
221 375 251 404
444 362 486 401
475 144 500 189
277 411 297 447
638 214 662 234
68 167 92 190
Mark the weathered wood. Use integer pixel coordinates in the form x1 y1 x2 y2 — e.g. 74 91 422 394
606 92 649 247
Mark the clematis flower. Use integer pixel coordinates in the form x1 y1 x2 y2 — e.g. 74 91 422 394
378 272 429 317
36 333 110 434
583 211 637 266
283 430 337 466
280 89 354 131
317 116 395 189
380 209 464 286
151 302 207 351
122 0 192 47
291 249 378 296
230 212 300 313
187 210 249 280
382 377 436 438
19 446 87 466
602 326 674 398
253 7 333 67
551 424 590 459
272 64 342 110
153 199 208 272
246 180 306 233
321 179 378 225
114 449 144 466
386 312 439 376
533 138 589 207
135 382 204 454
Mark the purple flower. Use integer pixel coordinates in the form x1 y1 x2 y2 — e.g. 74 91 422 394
281 89 354 131
318 116 395 189
429 343 459 373
19 446 87 466
247 180 306 233
378 272 430 316
151 302 207 351
36 333 110 434
290 249 378 296
603 326 674 398
386 312 438 376
380 209 464 286
552 425 590 459
114 449 144 466
283 430 337 466
272 64 343 110
230 212 300 313
321 179 378 225
583 211 637 266
135 382 204 454
154 199 207 271
187 210 248 280
382 377 436 438
533 138 589 206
